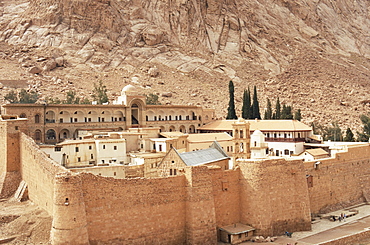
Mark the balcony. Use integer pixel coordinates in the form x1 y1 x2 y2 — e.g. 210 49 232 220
265 137 305 142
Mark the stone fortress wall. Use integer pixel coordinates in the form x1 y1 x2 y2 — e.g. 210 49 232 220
305 145 370 214
2 118 370 244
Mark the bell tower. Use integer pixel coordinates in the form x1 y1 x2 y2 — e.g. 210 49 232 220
232 118 251 160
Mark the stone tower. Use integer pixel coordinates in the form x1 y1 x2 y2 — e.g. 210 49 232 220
232 118 251 160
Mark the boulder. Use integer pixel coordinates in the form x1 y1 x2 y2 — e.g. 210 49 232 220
162 92 172 97
28 66 42 74
55 57 64 67
148 67 159 77
141 26 165 46
43 59 57 71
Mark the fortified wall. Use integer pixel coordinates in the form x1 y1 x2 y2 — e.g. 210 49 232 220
2 117 370 244
305 144 370 214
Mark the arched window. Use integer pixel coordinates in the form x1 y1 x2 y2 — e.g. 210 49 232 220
46 129 56 140
35 130 42 141
35 114 40 123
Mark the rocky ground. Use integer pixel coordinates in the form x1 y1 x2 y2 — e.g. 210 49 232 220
0 0 369 136
0 198 52 244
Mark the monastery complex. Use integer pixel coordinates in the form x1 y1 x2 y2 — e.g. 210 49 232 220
1 85 370 244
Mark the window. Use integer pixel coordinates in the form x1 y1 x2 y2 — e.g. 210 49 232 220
284 149 289 155
170 169 173 175
15 126 19 130
59 118 63 123
89 146 92 150
55 147 61 152
75 147 79 152
35 130 41 141
103 145 106 149
35 114 40 123
77 157 81 162
74 118 77 122
174 169 177 175
91 154 93 159
254 141 257 147
114 146 117 150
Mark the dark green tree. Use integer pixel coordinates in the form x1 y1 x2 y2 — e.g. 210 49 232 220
323 122 343 141
344 128 355 142
92 81 109 104
264 98 272 119
251 86 261 119
281 104 293 119
294 109 302 121
146 93 161 105
18 89 38 103
357 114 370 142
64 90 81 104
242 88 251 119
226 81 237 119
273 97 281 119
4 90 19 103
80 98 91 104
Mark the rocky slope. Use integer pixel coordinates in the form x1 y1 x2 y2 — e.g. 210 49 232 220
0 0 369 134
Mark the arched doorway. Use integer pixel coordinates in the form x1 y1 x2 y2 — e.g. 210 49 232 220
131 104 139 125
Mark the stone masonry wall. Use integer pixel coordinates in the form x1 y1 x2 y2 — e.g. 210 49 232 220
19 133 66 214
80 173 188 244
238 159 312 236
210 168 241 227
305 145 370 214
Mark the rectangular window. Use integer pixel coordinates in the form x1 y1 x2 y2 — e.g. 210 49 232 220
170 169 173 175
174 169 177 175
103 145 106 149
114 146 117 150
102 118 105 122
77 157 81 162
88 118 92 122
55 147 62 152
74 118 77 122
75 147 79 152
89 146 92 150
59 118 63 123
91 154 93 159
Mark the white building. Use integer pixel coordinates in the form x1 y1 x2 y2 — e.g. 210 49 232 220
199 119 315 157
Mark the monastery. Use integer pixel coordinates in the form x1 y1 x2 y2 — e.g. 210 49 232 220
1 85 370 244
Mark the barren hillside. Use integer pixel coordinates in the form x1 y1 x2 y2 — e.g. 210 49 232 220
0 0 369 134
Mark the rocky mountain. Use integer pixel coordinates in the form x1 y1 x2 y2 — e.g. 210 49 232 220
0 0 369 134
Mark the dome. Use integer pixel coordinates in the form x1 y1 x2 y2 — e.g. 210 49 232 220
252 130 264 136
122 84 136 93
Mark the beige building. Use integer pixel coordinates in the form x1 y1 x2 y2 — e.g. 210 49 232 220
1 85 214 144
158 141 230 177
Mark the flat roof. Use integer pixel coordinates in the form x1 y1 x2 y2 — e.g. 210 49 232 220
199 119 312 132
187 132 232 143
219 223 255 235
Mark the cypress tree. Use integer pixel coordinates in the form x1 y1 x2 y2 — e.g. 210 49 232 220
344 128 355 142
274 97 281 119
251 86 261 119
226 81 237 119
265 98 272 119
294 109 302 121
242 88 251 119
